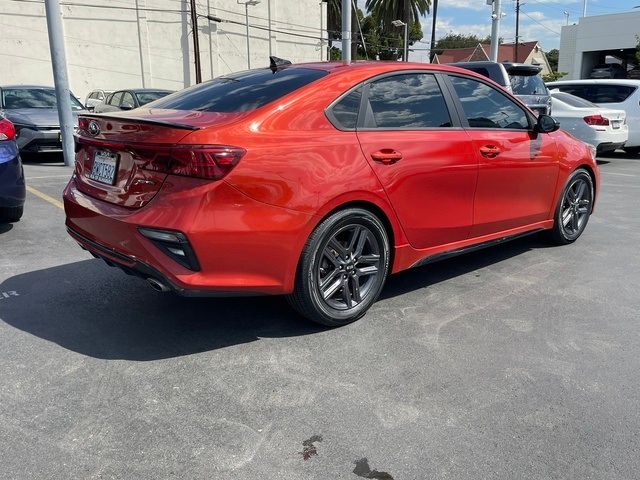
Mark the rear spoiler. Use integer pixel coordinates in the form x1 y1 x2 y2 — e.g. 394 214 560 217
80 113 200 131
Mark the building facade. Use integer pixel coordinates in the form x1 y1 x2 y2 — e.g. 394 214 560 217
558 11 640 80
0 0 327 101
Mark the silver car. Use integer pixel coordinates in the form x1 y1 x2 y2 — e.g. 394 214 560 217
0 85 85 153
84 89 113 111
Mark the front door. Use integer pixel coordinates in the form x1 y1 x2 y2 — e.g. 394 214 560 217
446 75 560 238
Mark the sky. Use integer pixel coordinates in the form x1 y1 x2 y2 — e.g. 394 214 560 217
358 0 640 61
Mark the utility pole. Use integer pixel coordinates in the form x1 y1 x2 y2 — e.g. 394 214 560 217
564 11 569 25
514 0 520 62
341 0 351 61
429 0 438 63
44 0 74 167
189 0 202 83
489 0 502 62
403 0 410 61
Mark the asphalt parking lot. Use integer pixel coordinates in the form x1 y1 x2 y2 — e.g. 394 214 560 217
1 153 639 479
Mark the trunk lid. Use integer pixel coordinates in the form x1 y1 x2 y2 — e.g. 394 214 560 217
73 109 244 208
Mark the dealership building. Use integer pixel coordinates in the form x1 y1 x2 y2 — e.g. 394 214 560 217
558 10 640 80
0 0 327 102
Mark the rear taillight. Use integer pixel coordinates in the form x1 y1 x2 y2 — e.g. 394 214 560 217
0 118 16 141
139 144 245 180
583 114 609 126
78 117 90 132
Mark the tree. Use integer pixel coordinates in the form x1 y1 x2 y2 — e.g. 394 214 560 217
547 49 559 72
435 33 491 51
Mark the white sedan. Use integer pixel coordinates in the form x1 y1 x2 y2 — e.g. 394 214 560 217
550 91 628 155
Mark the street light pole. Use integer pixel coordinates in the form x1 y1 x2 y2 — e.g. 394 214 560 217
564 11 569 25
392 20 408 62
582 0 587 17
44 0 74 167
341 0 351 61
489 0 502 62
429 0 438 63
238 0 260 69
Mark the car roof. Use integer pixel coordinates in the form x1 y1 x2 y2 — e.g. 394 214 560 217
547 79 640 86
0 85 55 89
129 89 173 93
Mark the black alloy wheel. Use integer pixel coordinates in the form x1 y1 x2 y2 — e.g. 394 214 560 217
550 169 593 244
288 208 390 326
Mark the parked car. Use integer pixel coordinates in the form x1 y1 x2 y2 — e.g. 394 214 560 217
627 67 640 80
589 63 626 79
84 89 113 111
64 62 599 326
94 89 173 113
0 115 25 222
550 91 628 155
451 61 552 116
546 79 640 156
0 85 85 153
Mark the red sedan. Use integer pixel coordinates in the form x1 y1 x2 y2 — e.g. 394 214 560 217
64 61 599 326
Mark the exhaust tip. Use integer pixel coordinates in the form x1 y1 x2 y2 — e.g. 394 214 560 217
147 277 170 292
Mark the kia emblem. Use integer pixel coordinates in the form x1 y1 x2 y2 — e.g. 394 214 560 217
88 120 100 136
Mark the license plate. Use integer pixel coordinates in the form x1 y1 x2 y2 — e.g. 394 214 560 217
89 150 118 185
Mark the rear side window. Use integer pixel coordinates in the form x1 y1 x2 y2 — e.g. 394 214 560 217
150 68 327 112
450 76 529 130
109 92 123 106
363 73 452 129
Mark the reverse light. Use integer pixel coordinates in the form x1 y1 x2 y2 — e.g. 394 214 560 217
0 118 16 141
583 114 609 126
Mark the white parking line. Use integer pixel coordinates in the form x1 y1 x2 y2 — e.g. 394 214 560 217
26 174 73 180
601 172 637 177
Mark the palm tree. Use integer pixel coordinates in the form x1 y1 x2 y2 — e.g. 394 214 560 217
365 0 431 33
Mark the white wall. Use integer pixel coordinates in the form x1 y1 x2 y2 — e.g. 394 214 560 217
558 11 640 80
0 0 327 101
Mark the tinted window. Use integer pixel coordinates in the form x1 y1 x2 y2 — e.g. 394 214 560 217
554 84 636 104
364 74 452 129
151 68 327 112
109 92 123 106
1 88 83 109
510 74 547 95
330 87 362 129
450 76 529 129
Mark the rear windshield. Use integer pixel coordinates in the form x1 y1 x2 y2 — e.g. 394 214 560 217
149 68 328 112
136 91 171 106
551 92 598 108
510 74 547 95
552 84 637 104
1 88 84 110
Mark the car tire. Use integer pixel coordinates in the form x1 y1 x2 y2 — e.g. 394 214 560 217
623 147 640 157
0 205 24 223
549 169 593 245
287 208 390 327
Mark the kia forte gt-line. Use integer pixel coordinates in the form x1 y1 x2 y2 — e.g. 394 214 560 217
63 61 600 326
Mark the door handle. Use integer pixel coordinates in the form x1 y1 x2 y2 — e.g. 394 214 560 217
479 145 501 158
371 149 402 165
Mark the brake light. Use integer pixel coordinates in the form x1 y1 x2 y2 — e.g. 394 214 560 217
0 118 16 141
138 145 246 180
583 114 609 126
78 117 90 132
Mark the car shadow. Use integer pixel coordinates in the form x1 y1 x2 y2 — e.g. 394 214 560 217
0 223 13 234
0 235 548 361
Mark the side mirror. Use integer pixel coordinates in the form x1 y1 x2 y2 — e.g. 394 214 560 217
535 114 560 133
120 102 134 110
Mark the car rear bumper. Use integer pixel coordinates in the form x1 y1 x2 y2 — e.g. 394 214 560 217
0 144 26 208
596 141 626 154
63 175 315 295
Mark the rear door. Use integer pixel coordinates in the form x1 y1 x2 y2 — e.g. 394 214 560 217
354 72 478 249
446 74 560 237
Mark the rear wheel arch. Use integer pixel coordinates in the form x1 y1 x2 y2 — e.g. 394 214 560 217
577 164 597 210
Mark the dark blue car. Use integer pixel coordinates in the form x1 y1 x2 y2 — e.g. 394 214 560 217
0 115 25 222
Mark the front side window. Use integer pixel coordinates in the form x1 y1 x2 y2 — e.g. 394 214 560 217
449 76 529 130
120 92 135 107
109 92 123 106
364 73 452 129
